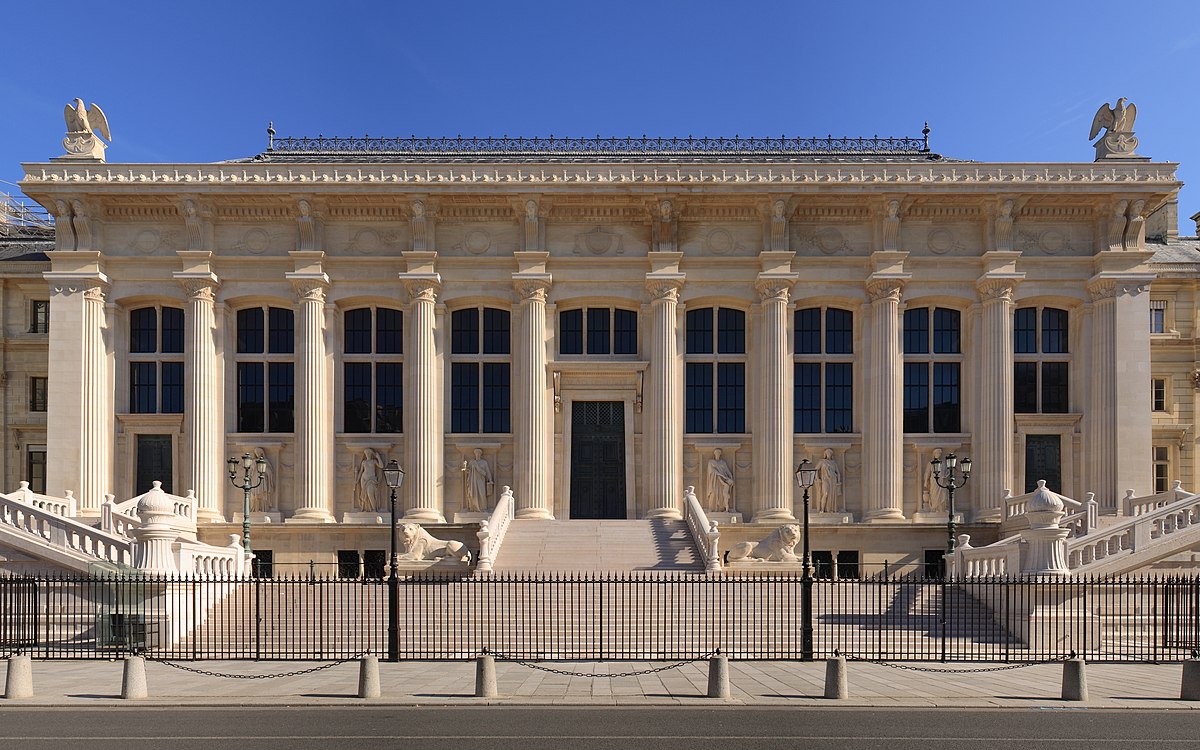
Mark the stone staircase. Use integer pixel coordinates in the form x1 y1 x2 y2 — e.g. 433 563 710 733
490 519 703 572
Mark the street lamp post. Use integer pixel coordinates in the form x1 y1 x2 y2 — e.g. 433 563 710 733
227 452 268 566
795 459 818 661
929 451 971 662
383 459 406 663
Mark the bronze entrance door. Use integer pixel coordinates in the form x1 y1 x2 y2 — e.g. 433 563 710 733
1024 434 1062 493
570 401 626 519
135 434 173 495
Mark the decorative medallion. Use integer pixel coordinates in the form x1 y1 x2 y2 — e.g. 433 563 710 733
1040 229 1068 255
239 228 270 254
349 229 382 254
705 228 734 255
133 229 160 254
464 229 491 255
813 227 849 255
574 226 624 255
927 228 959 255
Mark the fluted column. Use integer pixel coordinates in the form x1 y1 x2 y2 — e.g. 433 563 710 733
513 278 553 519
863 279 906 521
181 279 224 522
974 279 1018 520
645 278 685 519
753 279 796 522
289 281 335 522
403 279 445 522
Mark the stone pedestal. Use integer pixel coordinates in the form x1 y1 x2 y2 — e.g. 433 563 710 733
341 512 390 525
707 511 744 525
912 511 964 525
233 511 281 525
453 511 491 524
810 512 855 525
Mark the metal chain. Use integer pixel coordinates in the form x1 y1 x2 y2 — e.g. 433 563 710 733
484 648 720 679
143 653 367 680
845 654 1070 674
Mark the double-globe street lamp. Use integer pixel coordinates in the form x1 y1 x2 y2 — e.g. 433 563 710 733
929 451 971 662
383 459 406 662
227 452 268 565
794 458 817 661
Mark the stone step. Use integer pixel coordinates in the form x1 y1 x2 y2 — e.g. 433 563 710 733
491 518 703 572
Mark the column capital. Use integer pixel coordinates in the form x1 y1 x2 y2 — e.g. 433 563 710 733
975 277 1020 303
403 276 442 303
177 276 220 302
865 278 905 303
754 275 797 304
291 278 329 303
1087 273 1154 302
646 277 684 303
513 275 552 302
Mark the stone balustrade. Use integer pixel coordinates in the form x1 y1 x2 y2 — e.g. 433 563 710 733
475 486 515 574
1068 491 1200 570
950 534 1022 577
0 489 133 566
10 481 76 517
100 483 198 540
177 535 247 576
683 486 722 573
1121 481 1190 517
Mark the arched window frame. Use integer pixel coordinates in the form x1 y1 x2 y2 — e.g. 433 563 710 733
793 305 854 434
684 305 747 434
1013 305 1070 414
449 304 511 434
127 304 185 415
902 305 963 434
234 305 295 433
342 305 403 434
557 304 639 357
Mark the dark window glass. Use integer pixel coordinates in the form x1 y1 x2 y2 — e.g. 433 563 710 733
130 362 157 413
1014 362 1038 413
452 309 479 354
30 300 50 334
160 362 184 413
130 308 157 354
376 308 403 354
613 308 638 355
903 308 929 354
716 362 745 433
482 362 511 433
252 549 274 579
237 362 264 432
586 308 610 355
237 308 264 354
1042 308 1068 354
451 362 479 433
836 550 860 580
686 308 713 354
559 309 583 354
344 308 372 354
1014 307 1037 354
812 550 835 579
343 362 372 432
794 362 821 433
903 362 929 433
482 307 510 355
717 308 745 354
268 307 294 354
337 550 360 579
825 362 853 433
1041 362 1069 413
932 362 960 432
27 449 47 493
267 362 294 433
826 308 853 354
933 308 960 354
362 550 386 579
375 363 403 433
29 377 47 412
685 362 713 433
160 308 184 353
795 308 821 354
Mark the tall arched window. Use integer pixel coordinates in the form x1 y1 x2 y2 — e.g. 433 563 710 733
685 306 745 434
794 306 853 433
450 306 510 433
343 306 403 433
903 306 961 433
129 305 184 414
236 306 294 433
1014 306 1069 413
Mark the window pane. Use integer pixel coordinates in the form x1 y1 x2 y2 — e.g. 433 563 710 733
344 308 372 354
1042 308 1068 354
717 362 745 433
1014 307 1037 354
452 309 479 354
825 362 853 433
1153 378 1167 411
160 362 184 413
130 362 157 413
1014 362 1038 413
903 308 929 354
932 362 960 432
613 308 638 355
31 301 49 334
586 308 610 355
482 307 510 355
237 308 264 354
268 307 294 354
826 309 853 355
267 362 294 432
1041 362 1069 413
375 363 403 433
482 362 510 433
717 308 745 354
933 308 960 354
685 362 713 433
903 362 929 433
343 362 372 432
236 362 264 432
29 377 47 412
795 308 821 354
836 550 860 580
794 362 820 433
559 309 583 354
130 308 157 354
376 308 403 354
27 449 47 493
451 362 479 433
686 308 713 354
1150 308 1165 334
161 308 184 354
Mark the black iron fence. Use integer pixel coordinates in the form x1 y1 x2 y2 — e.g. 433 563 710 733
1 573 1197 663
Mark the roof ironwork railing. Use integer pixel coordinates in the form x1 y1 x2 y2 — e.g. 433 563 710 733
0 193 54 238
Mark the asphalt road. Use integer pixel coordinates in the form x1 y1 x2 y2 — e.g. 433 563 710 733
0 706 1196 749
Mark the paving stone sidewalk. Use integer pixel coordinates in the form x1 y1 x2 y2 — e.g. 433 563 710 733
2 657 1197 709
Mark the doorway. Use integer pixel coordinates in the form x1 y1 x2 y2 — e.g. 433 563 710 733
569 401 626 519
1024 434 1062 493
135 434 173 495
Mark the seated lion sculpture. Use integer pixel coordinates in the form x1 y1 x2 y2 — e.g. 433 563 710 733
726 524 802 563
398 523 472 564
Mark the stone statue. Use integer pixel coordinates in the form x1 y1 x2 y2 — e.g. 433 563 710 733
354 448 385 512
460 449 493 512
399 523 471 563
923 447 949 512
61 99 111 161
727 525 802 563
248 447 274 512
1089 98 1139 159
883 199 901 251
813 449 843 513
705 449 735 512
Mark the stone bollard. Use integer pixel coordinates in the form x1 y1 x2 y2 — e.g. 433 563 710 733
475 652 498 698
1061 657 1088 701
824 655 848 700
358 656 380 699
4 654 33 699
121 656 148 700
1181 658 1200 701
706 653 730 699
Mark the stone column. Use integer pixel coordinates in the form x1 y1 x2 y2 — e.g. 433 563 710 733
863 279 906 521
645 278 685 519
753 278 796 522
974 277 1020 520
513 277 554 519
179 278 224 522
288 281 335 522
403 279 445 523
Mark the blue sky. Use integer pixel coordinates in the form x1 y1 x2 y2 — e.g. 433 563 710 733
3 0 1197 231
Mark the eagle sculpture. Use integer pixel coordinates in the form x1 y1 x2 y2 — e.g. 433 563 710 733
64 99 111 142
1089 98 1136 141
